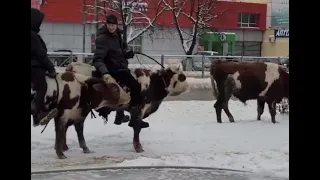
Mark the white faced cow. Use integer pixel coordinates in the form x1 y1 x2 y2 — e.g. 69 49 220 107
65 62 190 153
31 71 130 159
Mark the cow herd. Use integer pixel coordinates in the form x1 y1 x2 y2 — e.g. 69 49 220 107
31 60 289 159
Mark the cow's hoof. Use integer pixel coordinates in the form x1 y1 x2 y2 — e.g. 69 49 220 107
230 121 235 123
58 154 67 159
62 145 69 152
217 121 222 123
135 148 144 153
83 149 93 153
134 146 144 153
133 142 144 153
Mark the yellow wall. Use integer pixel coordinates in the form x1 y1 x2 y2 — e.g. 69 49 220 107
261 29 288 56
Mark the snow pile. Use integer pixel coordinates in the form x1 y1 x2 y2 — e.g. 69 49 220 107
187 78 211 89
32 100 289 178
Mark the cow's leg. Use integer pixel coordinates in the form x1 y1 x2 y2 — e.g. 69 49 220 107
74 121 91 153
54 118 67 159
133 126 144 153
223 80 235 123
214 80 226 123
222 101 234 123
62 125 69 152
257 99 265 120
267 101 277 124
55 122 72 151
214 101 223 123
114 110 130 125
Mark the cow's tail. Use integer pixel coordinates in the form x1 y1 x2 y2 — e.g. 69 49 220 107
210 75 219 100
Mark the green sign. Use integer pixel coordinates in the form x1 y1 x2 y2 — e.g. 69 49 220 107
271 0 289 28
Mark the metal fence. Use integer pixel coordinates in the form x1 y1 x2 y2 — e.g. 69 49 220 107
48 52 289 78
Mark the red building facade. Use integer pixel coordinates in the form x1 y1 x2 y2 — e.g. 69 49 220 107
40 0 266 31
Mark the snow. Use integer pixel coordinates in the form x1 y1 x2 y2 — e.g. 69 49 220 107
31 100 289 178
187 77 211 89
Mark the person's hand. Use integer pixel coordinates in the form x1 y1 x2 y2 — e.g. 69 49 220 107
48 71 57 78
125 50 134 59
103 74 117 84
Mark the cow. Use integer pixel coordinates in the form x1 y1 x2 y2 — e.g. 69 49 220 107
210 60 289 124
64 62 190 153
31 71 131 159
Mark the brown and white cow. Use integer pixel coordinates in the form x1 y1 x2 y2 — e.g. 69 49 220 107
64 62 189 153
31 71 131 159
210 60 289 124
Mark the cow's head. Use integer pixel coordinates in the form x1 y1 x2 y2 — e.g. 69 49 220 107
160 63 189 96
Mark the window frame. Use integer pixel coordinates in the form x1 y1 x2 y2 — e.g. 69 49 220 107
128 35 142 53
237 13 258 28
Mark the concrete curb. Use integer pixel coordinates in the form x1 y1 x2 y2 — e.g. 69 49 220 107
31 165 249 175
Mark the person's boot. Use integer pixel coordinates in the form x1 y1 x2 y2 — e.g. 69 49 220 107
114 110 130 125
128 106 149 128
31 100 41 126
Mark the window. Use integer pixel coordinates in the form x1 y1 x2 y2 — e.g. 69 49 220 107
238 13 258 28
128 35 142 53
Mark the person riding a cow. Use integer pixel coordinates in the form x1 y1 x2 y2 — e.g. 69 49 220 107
92 14 149 129
31 8 57 126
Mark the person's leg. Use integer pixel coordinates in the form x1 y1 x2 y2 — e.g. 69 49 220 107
31 67 47 126
111 71 149 128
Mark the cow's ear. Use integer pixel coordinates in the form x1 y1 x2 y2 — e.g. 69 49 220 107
92 83 105 92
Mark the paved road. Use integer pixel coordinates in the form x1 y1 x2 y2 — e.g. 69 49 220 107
165 89 214 101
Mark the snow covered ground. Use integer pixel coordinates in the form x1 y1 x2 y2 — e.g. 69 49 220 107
31 100 289 178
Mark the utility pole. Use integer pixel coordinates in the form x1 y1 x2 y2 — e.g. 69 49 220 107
82 0 86 53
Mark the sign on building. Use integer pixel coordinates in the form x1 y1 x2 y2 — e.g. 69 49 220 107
271 0 289 28
274 29 289 38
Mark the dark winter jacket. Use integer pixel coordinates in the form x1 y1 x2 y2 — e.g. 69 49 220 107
92 26 132 75
31 8 55 73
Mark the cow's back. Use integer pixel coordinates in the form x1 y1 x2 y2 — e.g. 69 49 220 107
211 61 267 80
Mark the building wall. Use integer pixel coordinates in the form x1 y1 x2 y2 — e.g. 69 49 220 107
41 21 264 61
39 0 266 59
40 22 198 63
40 0 267 31
40 22 96 53
229 0 289 56
261 29 288 56
225 0 271 28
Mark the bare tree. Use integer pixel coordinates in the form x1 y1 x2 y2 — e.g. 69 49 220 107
162 0 223 55
83 0 168 44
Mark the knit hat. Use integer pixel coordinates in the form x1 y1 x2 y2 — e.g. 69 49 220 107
106 15 118 24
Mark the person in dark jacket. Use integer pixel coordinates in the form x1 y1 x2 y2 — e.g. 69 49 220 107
93 15 149 129
31 8 57 126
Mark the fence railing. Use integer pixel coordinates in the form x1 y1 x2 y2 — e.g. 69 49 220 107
48 52 289 78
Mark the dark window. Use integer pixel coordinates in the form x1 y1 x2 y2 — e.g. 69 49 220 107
238 13 258 28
